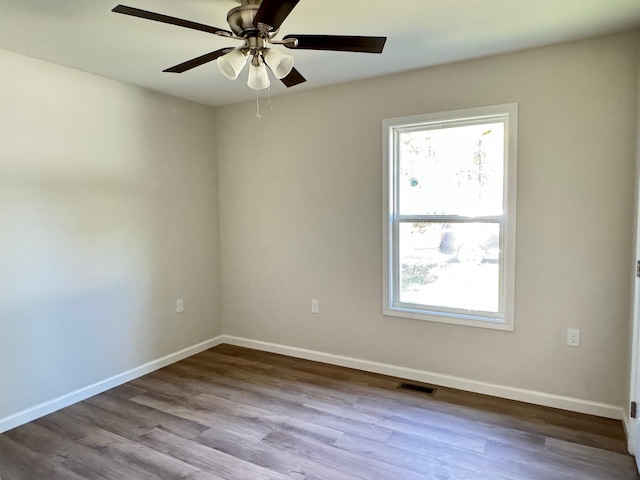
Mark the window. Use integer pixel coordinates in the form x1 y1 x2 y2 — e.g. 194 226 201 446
382 104 517 330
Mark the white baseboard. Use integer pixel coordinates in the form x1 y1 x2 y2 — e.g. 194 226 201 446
0 335 225 434
623 415 634 455
221 335 625 421
1 334 625 436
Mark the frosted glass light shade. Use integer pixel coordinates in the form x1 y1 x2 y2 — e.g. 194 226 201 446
217 49 248 80
264 49 294 79
247 63 270 90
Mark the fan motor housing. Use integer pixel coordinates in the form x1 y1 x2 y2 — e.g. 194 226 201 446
227 3 260 36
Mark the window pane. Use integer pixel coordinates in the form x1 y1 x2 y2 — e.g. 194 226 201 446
398 222 500 313
398 123 504 216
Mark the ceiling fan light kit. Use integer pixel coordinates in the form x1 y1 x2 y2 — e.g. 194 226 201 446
112 0 386 93
247 56 271 90
217 48 248 80
263 48 295 80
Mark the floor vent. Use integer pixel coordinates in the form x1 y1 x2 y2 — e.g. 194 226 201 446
398 382 437 395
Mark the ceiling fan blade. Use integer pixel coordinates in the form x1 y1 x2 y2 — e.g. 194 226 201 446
280 67 306 87
253 0 300 31
112 5 233 37
163 48 235 73
283 35 387 53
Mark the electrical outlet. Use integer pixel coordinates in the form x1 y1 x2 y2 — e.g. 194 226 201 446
311 299 319 314
176 298 184 314
567 328 580 347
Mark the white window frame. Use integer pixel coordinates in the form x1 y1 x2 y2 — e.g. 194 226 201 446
382 104 517 330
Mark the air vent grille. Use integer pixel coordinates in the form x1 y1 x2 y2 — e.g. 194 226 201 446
398 382 437 395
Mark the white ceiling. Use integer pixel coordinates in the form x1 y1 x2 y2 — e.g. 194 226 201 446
1 0 639 107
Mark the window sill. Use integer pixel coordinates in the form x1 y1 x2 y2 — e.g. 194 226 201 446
383 306 514 331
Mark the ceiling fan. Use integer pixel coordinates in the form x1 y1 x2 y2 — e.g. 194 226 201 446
112 0 387 91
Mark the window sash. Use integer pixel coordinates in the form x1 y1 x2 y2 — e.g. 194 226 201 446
382 104 517 330
391 217 505 320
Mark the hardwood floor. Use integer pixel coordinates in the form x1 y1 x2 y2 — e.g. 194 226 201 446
1 344 638 479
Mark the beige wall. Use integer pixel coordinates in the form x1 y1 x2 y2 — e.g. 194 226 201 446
0 49 220 419
1 29 638 423
217 31 640 406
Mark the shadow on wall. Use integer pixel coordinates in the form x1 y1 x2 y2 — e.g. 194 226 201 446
0 171 154 419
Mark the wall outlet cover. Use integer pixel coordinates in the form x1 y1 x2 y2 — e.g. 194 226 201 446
567 328 580 347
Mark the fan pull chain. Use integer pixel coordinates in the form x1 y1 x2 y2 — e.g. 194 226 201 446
255 88 261 119
267 85 273 110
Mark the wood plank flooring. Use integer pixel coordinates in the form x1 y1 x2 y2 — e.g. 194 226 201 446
1 344 638 479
